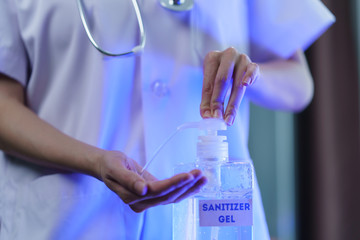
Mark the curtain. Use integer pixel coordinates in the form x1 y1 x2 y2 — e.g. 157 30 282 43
296 0 360 239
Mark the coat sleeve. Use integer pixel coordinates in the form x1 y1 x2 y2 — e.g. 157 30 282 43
248 0 335 59
0 0 28 85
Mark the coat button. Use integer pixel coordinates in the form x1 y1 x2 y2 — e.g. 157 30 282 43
151 80 169 97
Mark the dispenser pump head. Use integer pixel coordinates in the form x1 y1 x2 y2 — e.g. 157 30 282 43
197 119 228 160
177 118 229 161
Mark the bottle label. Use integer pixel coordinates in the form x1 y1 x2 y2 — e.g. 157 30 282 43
199 199 253 227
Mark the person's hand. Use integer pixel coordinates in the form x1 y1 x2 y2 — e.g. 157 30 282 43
97 151 207 212
200 47 260 125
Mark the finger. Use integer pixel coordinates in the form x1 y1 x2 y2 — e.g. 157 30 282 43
140 170 158 182
242 62 260 86
142 170 204 204
189 169 203 178
173 176 208 203
147 172 194 196
130 172 206 211
223 54 252 126
224 84 246 126
210 47 238 119
128 173 199 211
200 51 220 119
224 61 247 126
154 176 206 205
109 158 148 196
128 170 204 211
106 173 187 208
105 177 142 205
125 170 202 205
131 159 158 182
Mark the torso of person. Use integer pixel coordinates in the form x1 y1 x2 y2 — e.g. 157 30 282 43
0 1 267 239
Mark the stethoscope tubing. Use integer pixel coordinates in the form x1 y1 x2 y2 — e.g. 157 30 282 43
76 0 146 57
77 0 193 57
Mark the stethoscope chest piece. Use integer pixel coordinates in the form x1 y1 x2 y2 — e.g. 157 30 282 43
160 0 194 11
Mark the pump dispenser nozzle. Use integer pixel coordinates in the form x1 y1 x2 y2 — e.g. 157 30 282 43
194 119 228 161
177 118 227 132
140 119 228 176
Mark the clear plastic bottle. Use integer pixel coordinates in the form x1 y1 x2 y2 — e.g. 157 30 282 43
173 119 254 240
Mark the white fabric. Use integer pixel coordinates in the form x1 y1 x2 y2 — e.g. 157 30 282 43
0 0 334 239
249 0 335 59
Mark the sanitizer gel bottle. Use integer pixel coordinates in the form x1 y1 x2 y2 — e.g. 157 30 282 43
173 119 254 240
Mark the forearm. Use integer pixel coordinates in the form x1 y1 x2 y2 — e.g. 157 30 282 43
246 50 314 112
0 77 103 178
0 76 208 212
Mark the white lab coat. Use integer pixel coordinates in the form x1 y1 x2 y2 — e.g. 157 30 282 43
0 0 334 239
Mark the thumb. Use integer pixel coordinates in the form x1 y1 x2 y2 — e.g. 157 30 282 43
133 178 147 196
110 161 148 196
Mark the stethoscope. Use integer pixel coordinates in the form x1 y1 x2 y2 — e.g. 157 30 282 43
77 0 194 57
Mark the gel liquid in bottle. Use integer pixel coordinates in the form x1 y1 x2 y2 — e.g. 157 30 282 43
173 119 254 240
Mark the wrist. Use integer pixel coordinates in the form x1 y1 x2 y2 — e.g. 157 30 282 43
82 145 106 180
